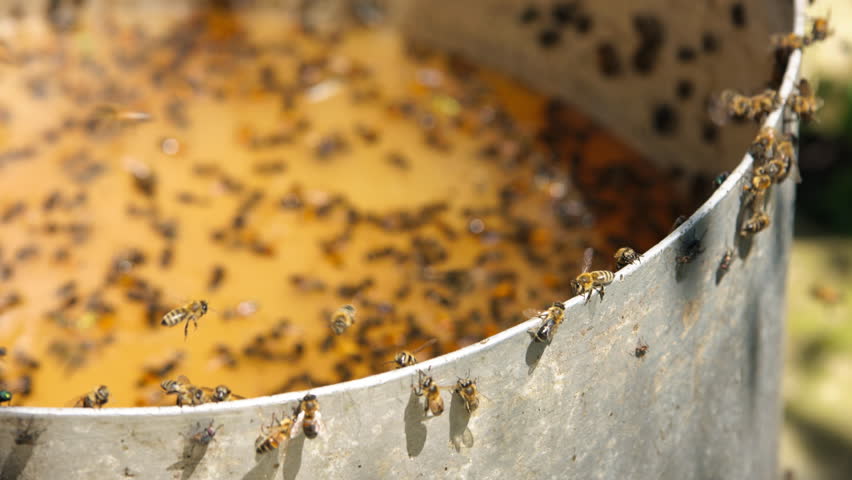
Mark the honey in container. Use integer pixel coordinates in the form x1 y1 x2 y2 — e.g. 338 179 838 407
0 3 687 407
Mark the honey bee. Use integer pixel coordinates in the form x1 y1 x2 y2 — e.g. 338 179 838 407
749 126 777 164
719 248 734 273
787 79 822 122
527 302 566 343
73 385 109 408
191 421 222 445
87 105 152 136
711 89 750 124
412 370 444 416
387 338 437 369
774 137 800 183
161 300 209 338
634 338 649 358
740 211 770 236
211 385 244 402
453 377 480 413
770 33 807 51
749 89 779 119
255 413 295 454
0 390 12 406
806 14 833 44
614 247 641 270
571 248 614 304
330 304 356 335
161 376 209 406
745 169 773 199
295 394 322 438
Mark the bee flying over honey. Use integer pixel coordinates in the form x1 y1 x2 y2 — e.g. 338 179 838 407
571 248 614 304
87 104 152 136
73 385 109 408
412 370 444 416
161 300 209 338
255 413 296 454
528 302 566 343
330 304 356 335
787 79 822 123
740 210 770 236
295 394 322 438
453 377 480 414
0 390 12 406
387 338 437 369
614 247 641 270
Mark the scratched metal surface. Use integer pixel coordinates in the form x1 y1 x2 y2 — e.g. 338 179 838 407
0 1 803 479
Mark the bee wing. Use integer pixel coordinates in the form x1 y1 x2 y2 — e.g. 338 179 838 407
290 411 305 439
65 395 87 407
581 247 594 273
176 375 192 385
411 338 437 355
522 308 546 319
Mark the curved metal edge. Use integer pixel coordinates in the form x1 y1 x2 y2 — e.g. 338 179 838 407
0 0 806 419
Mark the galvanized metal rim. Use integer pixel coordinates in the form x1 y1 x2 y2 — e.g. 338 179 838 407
2 0 806 417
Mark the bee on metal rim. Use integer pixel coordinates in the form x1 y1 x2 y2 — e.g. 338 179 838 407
211 385 244 402
740 211 770 236
787 78 822 123
614 247 641 270
453 377 480 414
0 390 12 406
412 370 444 416
191 421 223 445
329 304 356 335
770 32 806 51
527 302 566 343
161 300 209 338
386 338 437 369
634 338 649 358
255 413 296 454
676 231 706 266
161 376 209 406
719 248 734 273
571 248 614 304
295 393 322 439
73 385 109 408
774 136 800 183
749 126 777 164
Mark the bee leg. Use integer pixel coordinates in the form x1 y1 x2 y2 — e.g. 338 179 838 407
184 320 190 338
597 286 606 301
584 291 592 305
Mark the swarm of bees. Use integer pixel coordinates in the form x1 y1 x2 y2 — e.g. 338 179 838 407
73 385 109 408
161 300 209 338
160 376 243 406
571 248 614 304
770 13 833 51
711 88 778 125
329 304 356 335
740 126 798 237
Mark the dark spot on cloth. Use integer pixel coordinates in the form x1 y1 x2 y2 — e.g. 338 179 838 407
730 3 746 28
597 43 622 77
538 29 561 48
551 3 578 25
574 14 592 34
675 79 694 100
652 104 678 135
702 122 719 143
519 6 540 24
676 46 697 63
702 32 720 53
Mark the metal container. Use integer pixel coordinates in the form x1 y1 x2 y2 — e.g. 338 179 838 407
0 0 804 478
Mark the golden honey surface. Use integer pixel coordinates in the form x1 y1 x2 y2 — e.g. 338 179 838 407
0 5 680 407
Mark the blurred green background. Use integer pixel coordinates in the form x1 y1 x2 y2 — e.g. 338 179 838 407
780 1 852 479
